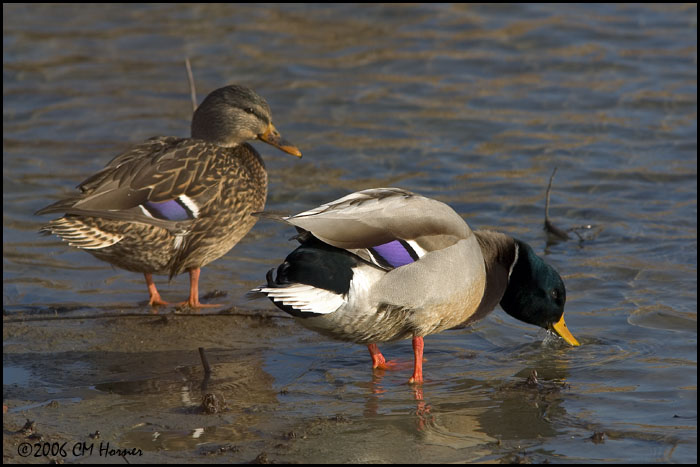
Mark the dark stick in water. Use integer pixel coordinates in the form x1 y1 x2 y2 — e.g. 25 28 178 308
199 346 212 394
544 167 571 240
199 347 212 376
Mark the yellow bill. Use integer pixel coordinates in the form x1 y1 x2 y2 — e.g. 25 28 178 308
551 315 580 346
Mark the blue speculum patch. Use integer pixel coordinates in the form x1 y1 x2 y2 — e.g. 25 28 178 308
142 198 193 221
369 240 417 268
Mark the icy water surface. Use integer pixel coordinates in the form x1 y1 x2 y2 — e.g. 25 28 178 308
3 3 696 463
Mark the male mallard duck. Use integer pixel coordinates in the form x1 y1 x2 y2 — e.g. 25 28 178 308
37 85 301 307
250 188 579 383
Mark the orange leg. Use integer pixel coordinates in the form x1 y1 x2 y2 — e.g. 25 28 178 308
368 343 390 369
367 343 414 372
407 336 424 384
145 273 170 307
183 267 221 308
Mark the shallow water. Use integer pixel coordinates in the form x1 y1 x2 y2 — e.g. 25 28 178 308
3 3 697 463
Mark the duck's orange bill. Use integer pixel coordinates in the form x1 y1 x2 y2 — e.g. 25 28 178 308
258 123 302 157
551 315 580 346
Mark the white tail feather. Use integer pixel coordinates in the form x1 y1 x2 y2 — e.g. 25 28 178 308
253 283 345 315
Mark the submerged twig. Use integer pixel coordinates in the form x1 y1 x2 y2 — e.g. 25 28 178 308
544 167 571 240
199 347 212 376
185 57 197 112
543 167 597 245
199 347 213 396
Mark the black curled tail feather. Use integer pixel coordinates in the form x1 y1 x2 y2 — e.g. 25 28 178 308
246 238 358 312
275 240 356 295
245 268 278 301
266 268 276 287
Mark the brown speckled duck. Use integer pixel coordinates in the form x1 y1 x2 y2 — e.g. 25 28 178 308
250 188 579 383
37 85 301 307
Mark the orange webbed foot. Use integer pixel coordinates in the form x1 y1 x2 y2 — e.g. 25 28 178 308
148 295 170 307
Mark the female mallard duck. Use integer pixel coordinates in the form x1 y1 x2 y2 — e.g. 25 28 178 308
37 85 301 308
250 188 579 383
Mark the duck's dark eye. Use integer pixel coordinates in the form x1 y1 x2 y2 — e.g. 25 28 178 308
550 289 559 300
244 107 255 115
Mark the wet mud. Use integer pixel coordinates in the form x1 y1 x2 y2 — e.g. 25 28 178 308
3 308 309 463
